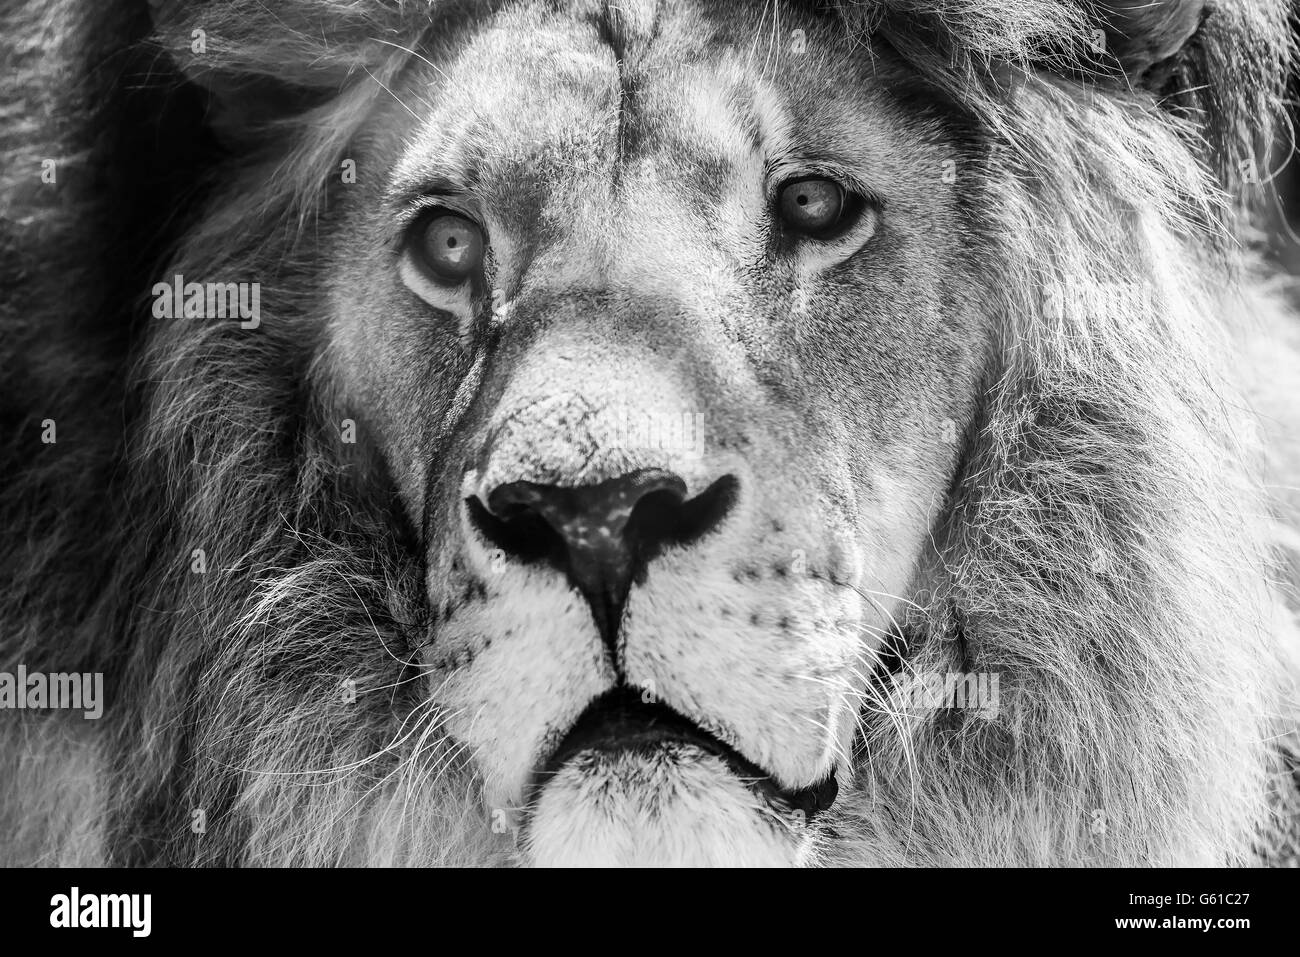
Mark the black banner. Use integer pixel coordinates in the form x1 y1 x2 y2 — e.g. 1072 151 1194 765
0 867 1289 944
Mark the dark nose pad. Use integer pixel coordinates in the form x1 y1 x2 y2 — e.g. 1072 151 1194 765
468 469 738 650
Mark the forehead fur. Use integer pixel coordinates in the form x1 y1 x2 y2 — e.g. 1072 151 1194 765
152 0 1288 260
381 3 922 250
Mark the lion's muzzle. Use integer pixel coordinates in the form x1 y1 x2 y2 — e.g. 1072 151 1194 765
467 469 738 650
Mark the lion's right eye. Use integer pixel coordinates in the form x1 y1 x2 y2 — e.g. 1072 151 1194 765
779 178 846 236
777 176 871 241
410 212 485 284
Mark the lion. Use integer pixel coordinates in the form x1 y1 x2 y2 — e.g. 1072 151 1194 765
1 0 1298 867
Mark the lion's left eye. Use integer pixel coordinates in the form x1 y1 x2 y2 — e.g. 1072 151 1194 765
411 212 484 283
778 178 852 237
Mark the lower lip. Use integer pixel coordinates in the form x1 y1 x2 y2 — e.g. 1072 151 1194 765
531 700 839 822
536 736 838 824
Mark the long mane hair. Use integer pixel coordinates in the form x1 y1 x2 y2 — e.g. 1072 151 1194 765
1 0 1296 865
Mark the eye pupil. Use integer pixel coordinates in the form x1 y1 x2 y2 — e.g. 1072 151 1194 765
779 178 851 237
414 212 484 283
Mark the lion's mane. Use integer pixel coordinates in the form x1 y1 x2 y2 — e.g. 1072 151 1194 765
1 0 1297 866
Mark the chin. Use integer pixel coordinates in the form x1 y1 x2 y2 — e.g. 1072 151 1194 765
527 750 810 867
522 689 835 867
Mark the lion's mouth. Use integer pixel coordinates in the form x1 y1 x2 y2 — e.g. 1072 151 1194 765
529 687 839 821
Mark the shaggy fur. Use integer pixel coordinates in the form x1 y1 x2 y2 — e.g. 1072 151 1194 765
1 0 1298 866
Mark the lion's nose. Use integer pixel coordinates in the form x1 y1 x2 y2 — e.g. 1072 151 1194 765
469 469 738 650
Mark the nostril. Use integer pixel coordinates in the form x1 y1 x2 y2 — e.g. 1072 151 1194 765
466 494 560 566
464 470 740 649
624 474 738 559
485 468 687 529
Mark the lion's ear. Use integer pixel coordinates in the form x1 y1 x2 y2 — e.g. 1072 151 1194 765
1095 0 1289 192
147 0 412 143
1098 0 1205 81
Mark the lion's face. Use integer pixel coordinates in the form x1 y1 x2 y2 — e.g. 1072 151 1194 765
326 0 987 865
2 0 1290 872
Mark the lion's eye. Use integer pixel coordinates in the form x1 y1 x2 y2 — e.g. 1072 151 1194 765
778 178 850 237
412 212 484 283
